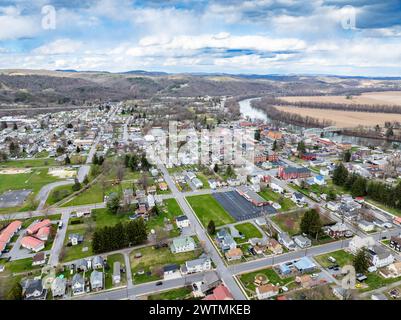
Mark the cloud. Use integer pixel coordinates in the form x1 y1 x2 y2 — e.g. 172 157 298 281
0 6 40 40
32 38 83 54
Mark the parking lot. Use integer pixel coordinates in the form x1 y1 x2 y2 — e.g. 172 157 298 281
213 191 276 222
0 190 32 208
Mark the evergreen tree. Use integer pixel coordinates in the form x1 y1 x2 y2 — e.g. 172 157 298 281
254 129 261 141
300 209 322 239
207 220 216 235
72 178 81 192
13 122 18 130
351 176 367 198
297 140 306 157
272 140 278 151
107 192 121 215
353 248 370 274
332 163 348 186
65 155 71 165
93 154 99 165
213 163 219 173
343 150 352 162
385 127 394 138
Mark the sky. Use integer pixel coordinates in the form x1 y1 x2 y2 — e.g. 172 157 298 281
0 0 401 76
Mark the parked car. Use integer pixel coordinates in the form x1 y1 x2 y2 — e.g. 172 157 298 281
156 281 163 286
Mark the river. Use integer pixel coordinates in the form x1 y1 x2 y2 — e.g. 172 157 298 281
238 97 398 149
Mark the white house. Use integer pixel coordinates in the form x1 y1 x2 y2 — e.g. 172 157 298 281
176 215 190 228
183 256 211 274
170 236 196 253
271 183 283 194
147 194 155 208
368 246 395 268
208 180 217 190
313 175 325 186
278 232 296 250
358 220 375 233
326 201 340 212
292 192 305 204
349 236 375 254
293 235 311 248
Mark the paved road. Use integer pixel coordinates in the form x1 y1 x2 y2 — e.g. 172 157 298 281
48 211 71 266
156 159 247 300
78 271 208 300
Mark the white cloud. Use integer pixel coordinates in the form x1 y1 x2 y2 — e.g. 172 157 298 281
0 8 39 40
33 39 83 55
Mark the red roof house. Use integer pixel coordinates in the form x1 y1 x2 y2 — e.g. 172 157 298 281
27 219 51 235
202 284 234 300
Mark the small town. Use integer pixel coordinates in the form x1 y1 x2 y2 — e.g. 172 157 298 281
1 0 401 309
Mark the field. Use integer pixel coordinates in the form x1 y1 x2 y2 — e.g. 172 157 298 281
234 222 263 241
130 245 203 284
281 91 401 106
258 189 296 211
0 168 61 194
276 106 401 128
186 194 235 227
146 198 182 237
104 253 126 289
314 250 354 268
0 158 57 168
46 184 74 206
271 210 333 236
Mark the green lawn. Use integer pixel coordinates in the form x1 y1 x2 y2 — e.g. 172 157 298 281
239 267 295 295
0 257 42 274
92 208 132 229
362 273 401 292
130 245 203 284
271 210 333 236
105 253 126 289
61 183 105 207
315 250 354 268
186 194 235 227
147 286 193 300
0 158 57 168
366 199 401 217
234 222 263 241
62 224 93 262
258 188 296 211
146 199 182 237
46 184 74 206
0 168 61 194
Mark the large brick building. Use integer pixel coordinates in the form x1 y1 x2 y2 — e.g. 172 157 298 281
277 166 311 180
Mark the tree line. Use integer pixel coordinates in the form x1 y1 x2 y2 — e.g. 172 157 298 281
251 97 334 128
333 162 401 209
92 219 147 254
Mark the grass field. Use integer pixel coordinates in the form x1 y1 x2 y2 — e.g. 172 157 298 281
62 223 93 262
0 158 57 168
92 208 132 229
315 250 354 268
146 286 193 300
258 188 296 211
271 210 333 236
186 194 235 227
130 245 203 284
234 222 263 241
0 168 61 195
0 257 42 274
46 184 74 206
147 198 182 237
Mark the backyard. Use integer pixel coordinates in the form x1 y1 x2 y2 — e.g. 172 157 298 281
234 222 263 242
258 188 296 211
315 250 354 268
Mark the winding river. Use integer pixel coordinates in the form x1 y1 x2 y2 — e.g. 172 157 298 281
238 97 398 148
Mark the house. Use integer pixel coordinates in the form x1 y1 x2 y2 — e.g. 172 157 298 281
278 232 296 250
192 178 203 189
92 256 104 269
225 248 243 261
292 192 305 204
382 262 401 278
147 194 155 208
123 189 134 204
72 273 85 295
278 166 311 180
349 236 375 254
271 183 283 194
36 226 51 241
163 264 180 279
389 236 401 252
293 235 311 248
176 215 190 228
267 239 283 254
0 220 22 256
32 252 46 266
368 246 394 268
358 220 375 232
20 236 45 252
294 257 317 273
332 286 348 300
256 284 280 300
22 279 46 300
236 185 268 207
326 201 339 212
328 223 349 238
203 284 234 300
192 272 221 297
183 256 212 274
26 219 51 235
75 259 90 272
208 179 217 190
51 277 67 297
313 175 325 186
301 153 317 161
90 270 103 291
113 262 121 284
170 236 196 253
69 233 84 246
